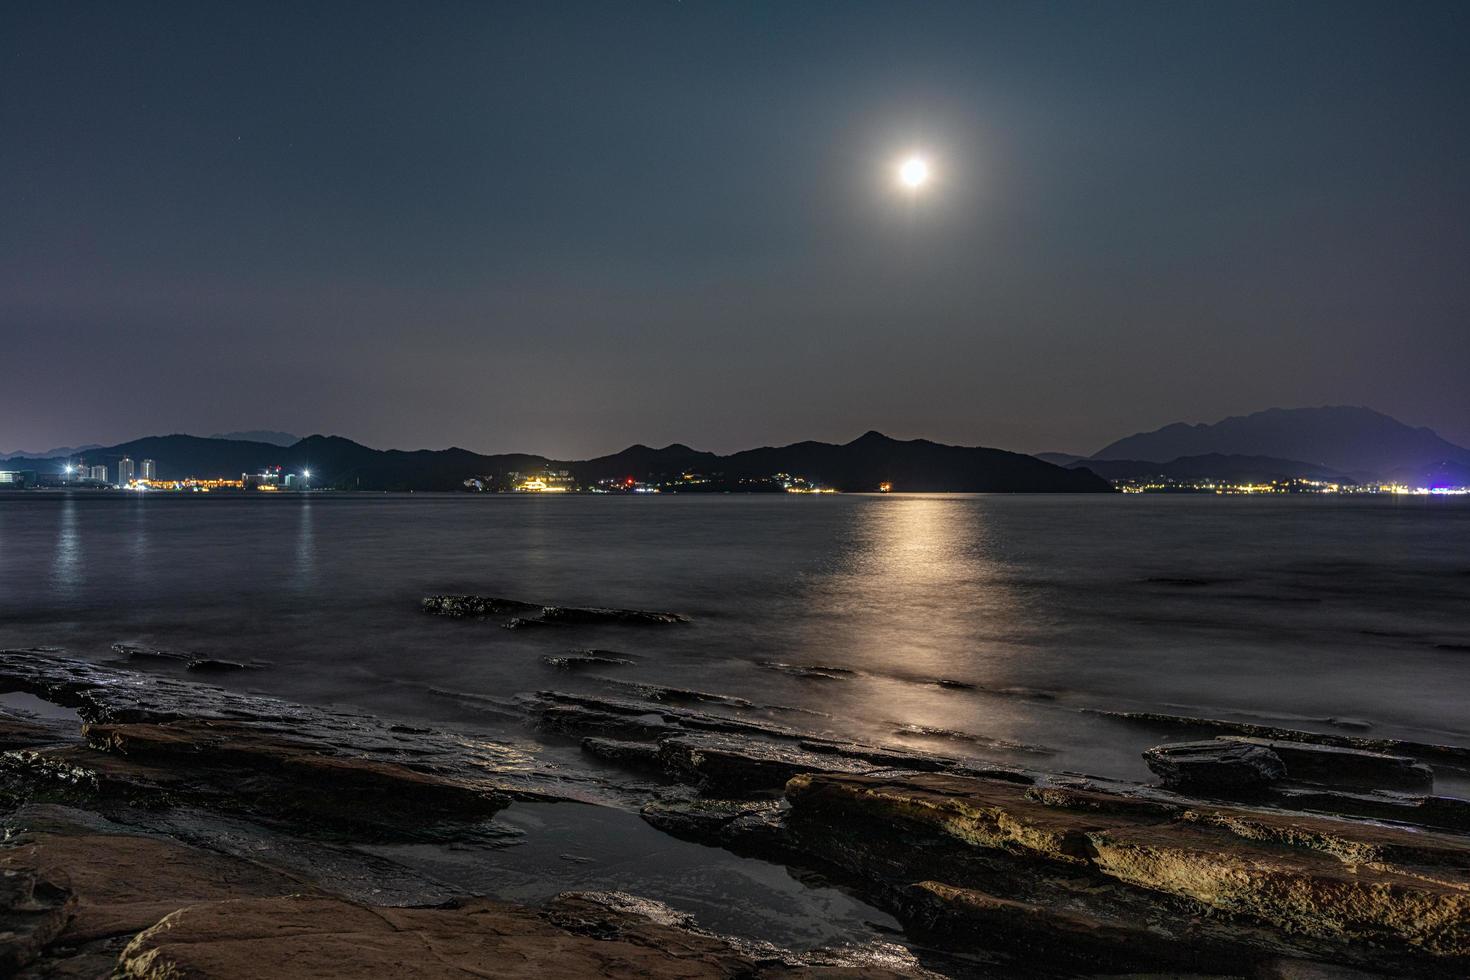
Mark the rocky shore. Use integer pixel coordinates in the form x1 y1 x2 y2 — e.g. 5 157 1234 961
2 636 1469 978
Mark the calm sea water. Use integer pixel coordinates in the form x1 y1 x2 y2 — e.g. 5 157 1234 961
2 492 1469 786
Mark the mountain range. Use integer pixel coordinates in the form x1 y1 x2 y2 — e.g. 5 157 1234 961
8 406 1466 491
1091 407 1470 481
1042 407 1469 487
3 432 1111 493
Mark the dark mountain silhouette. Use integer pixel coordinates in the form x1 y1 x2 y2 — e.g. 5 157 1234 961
1035 452 1084 467
1092 407 1470 481
1076 454 1357 485
708 431 1109 492
208 430 300 446
10 431 1111 493
574 443 723 481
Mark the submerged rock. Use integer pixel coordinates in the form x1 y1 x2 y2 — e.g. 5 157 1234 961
423 594 689 626
1143 740 1288 794
536 605 690 626
420 595 541 617
755 661 857 681
541 650 638 670
112 643 263 673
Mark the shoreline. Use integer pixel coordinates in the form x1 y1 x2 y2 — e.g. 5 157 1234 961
2 635 1469 978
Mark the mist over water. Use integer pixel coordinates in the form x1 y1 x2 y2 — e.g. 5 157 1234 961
3 492 1469 785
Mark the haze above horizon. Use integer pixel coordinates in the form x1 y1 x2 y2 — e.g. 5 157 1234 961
3 2 1467 456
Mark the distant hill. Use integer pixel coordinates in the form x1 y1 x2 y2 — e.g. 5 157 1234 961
0 444 100 461
1076 453 1357 485
208 430 300 446
1092 407 1470 482
711 431 1108 492
1035 452 1084 467
9 431 1111 493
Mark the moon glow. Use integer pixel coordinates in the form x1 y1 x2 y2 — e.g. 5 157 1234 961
897 155 931 190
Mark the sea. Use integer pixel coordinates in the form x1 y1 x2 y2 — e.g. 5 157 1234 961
2 491 1469 945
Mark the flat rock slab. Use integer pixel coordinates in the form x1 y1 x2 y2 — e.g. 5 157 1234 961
1217 735 1434 793
657 733 876 796
84 720 510 821
783 771 1470 970
0 650 577 807
116 893 923 979
1143 740 1287 794
0 819 313 973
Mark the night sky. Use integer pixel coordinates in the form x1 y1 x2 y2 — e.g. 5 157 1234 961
4 2 1468 457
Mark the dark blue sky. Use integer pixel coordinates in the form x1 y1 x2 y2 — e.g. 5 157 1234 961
4 1 1467 456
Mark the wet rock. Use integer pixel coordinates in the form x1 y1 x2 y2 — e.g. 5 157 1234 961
111 643 262 674
756 661 856 681
501 616 558 630
1085 819 1470 957
536 704 679 741
899 879 1216 973
0 861 73 975
1217 736 1434 793
890 723 1056 756
424 595 688 626
1088 707 1470 765
1143 740 1287 794
783 770 1470 971
523 690 805 742
579 737 663 770
592 677 755 709
1267 785 1470 833
639 796 786 849
795 739 960 775
1 745 193 805
536 605 689 626
115 892 925 979
111 642 193 664
420 595 540 617
541 651 637 670
82 720 511 823
0 651 563 806
0 817 312 975
183 658 254 673
656 733 875 796
0 712 73 753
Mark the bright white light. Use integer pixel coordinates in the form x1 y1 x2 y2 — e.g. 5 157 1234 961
898 155 930 190
303 469 310 478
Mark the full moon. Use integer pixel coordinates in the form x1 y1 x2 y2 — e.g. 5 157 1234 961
897 155 930 190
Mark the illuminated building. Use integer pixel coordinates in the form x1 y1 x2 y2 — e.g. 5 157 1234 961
117 457 135 484
140 459 156 480
90 465 108 482
513 469 575 492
